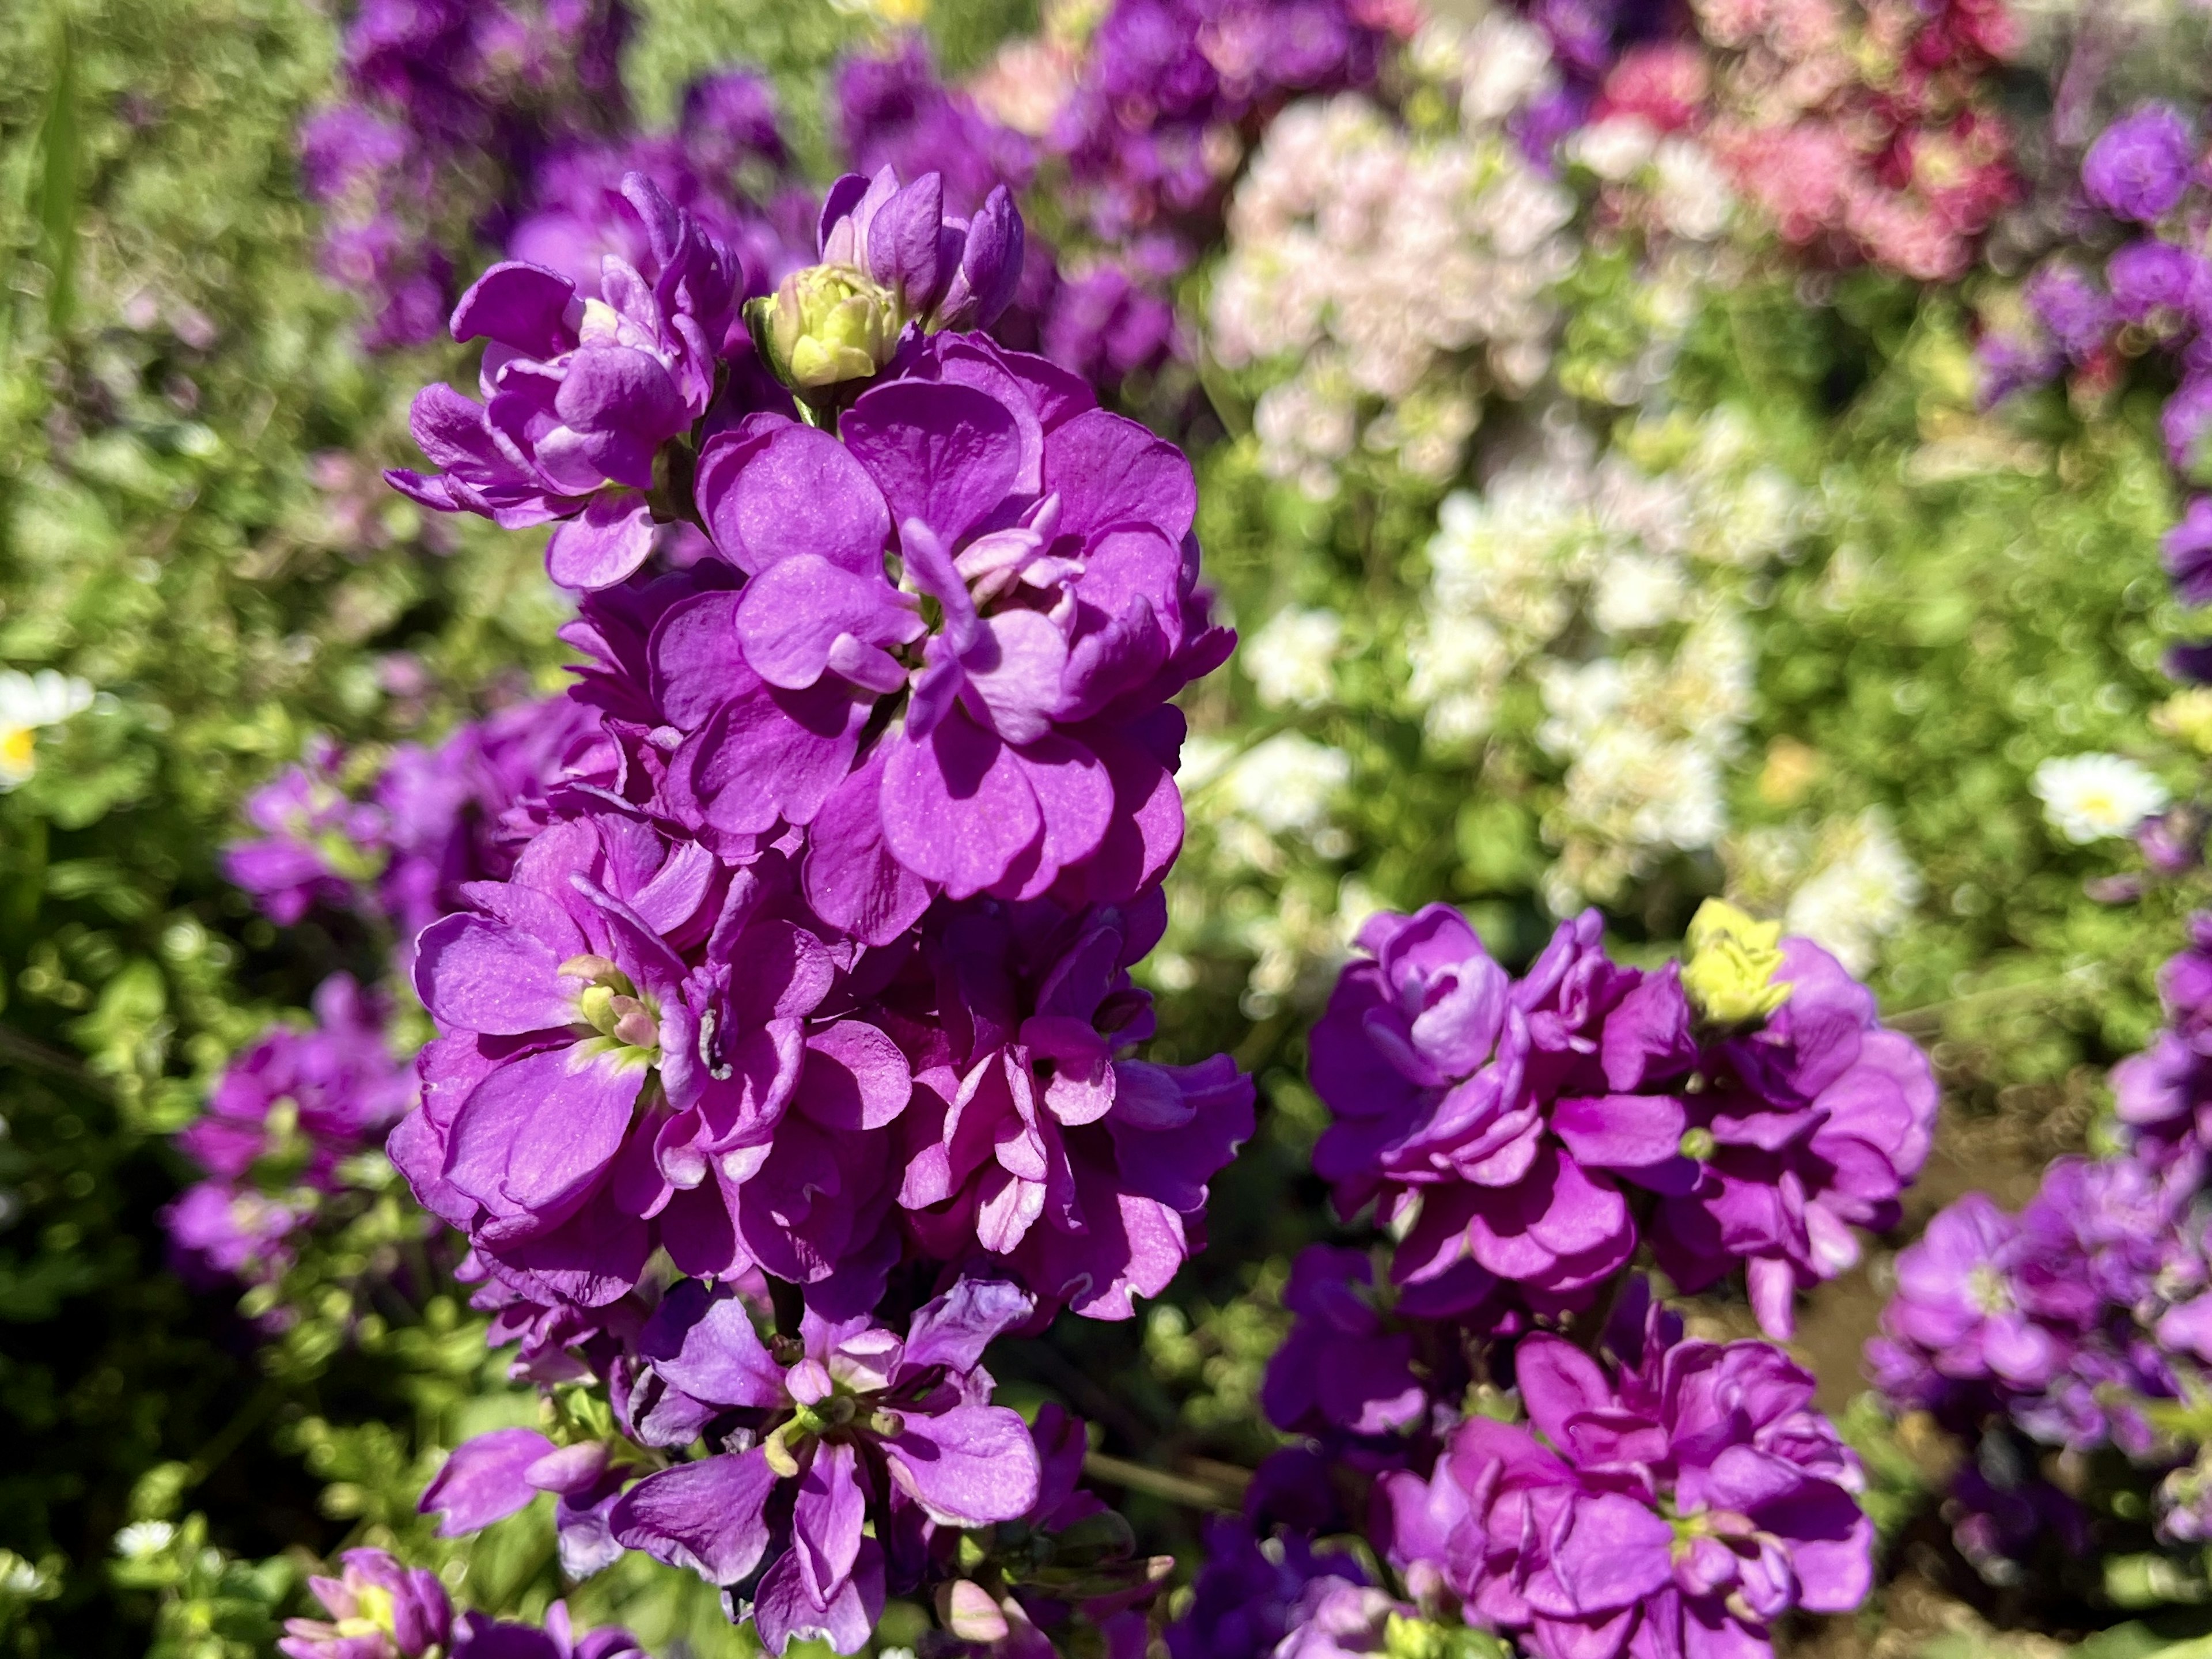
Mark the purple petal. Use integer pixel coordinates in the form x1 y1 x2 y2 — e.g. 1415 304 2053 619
843 380 1022 545
880 709 1041 897
794 1440 866 1608
421 1427 554 1536
695 415 891 577
451 262 577 358
608 1449 778 1584
446 1045 641 1230
546 491 656 592
412 914 574 1035
884 1403 1041 1525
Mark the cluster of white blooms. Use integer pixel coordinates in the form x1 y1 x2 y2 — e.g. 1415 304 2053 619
1409 412 1806 907
1184 732 1355 873
2032 753 2172 845
1245 606 1346 710
1207 13 1575 495
1729 808 1923 975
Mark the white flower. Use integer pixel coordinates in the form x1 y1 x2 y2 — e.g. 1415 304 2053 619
1653 137 1735 240
1591 549 1690 633
113 1522 175 1559
2032 753 2170 843
1457 12 1558 124
1220 733 1351 840
1572 114 1658 180
0 669 96 790
1247 607 1344 709
1784 809 1922 975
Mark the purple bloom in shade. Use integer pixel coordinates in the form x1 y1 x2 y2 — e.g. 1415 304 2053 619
2114 916 2212 1176
1165 1518 1370 1659
1653 937 1939 1339
1309 906 1696 1306
1383 1296 1873 1659
2168 498 2212 607
607 1277 1041 1655
2166 372 2212 478
420 1425 637 1578
681 70 789 177
833 39 1036 222
884 895 1255 1319
178 975 414 1192
162 1180 307 1290
2083 104 2198 224
2024 263 2113 363
1037 263 1180 388
386 172 745 593
1976 329 2062 406
2107 240 2212 327
1866 1194 2073 1399
1261 1245 1427 1437
226 740 392 925
685 328 1231 929
278 1548 451 1659
1946 1460 2088 1579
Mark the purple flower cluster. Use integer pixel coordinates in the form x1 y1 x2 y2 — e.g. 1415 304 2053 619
1166 1518 1393 1659
300 0 631 348
1308 903 1937 1339
227 692 601 960
165 975 416 1291
1382 1292 1874 1659
279 1547 642 1659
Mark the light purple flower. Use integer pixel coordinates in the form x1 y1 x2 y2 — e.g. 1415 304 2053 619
2107 240 2210 327
1384 1296 1873 1659
2024 264 2113 362
2083 104 2198 224
607 1277 1041 1655
279 1548 450 1659
387 172 742 592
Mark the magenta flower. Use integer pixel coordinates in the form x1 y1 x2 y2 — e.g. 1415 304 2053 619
1309 906 1698 1304
279 1548 451 1659
387 172 742 592
2083 104 2198 224
607 1277 1041 1655
686 327 1230 934
1384 1297 1873 1659
888 895 1254 1318
1652 937 1940 1338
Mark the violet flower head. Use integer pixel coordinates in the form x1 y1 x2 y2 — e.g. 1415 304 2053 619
2165 497 2212 608
1865 1192 2075 1404
2107 240 2211 328
1165 1518 1370 1659
681 324 1232 931
2024 263 2112 362
2083 104 2198 224
833 39 1037 222
1260 1244 1428 1438
606 1277 1042 1655
387 172 743 593
226 740 391 926
162 1179 306 1290
278 1548 450 1659
1384 1298 1873 1659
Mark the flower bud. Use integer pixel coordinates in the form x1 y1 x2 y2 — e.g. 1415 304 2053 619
745 264 902 393
1681 899 1792 1028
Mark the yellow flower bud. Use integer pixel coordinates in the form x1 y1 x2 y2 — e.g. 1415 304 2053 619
747 264 903 393
1681 899 1792 1027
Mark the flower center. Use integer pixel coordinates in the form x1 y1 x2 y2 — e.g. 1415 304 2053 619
1968 1263 2012 1316
562 955 662 1069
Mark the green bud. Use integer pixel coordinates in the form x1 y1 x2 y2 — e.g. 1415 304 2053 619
746 264 902 393
1681 899 1792 1028
1679 1126 1716 1161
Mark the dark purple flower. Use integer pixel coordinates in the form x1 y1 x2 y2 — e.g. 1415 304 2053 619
833 40 1036 223
1384 1297 1873 1659
387 173 743 592
1165 1518 1370 1659
2107 239 2210 327
2168 497 2212 607
605 1277 1040 1654
279 1548 450 1659
2083 104 2198 224
1260 1244 1428 1437
2166 372 2212 476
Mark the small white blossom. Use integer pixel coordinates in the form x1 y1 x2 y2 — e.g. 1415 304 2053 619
113 1522 175 1559
1219 733 1352 841
0 669 96 790
1573 113 1660 179
2032 753 2171 843
1247 607 1344 709
1784 809 1922 975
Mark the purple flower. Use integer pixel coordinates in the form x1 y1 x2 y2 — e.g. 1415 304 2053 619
162 1180 307 1289
1165 1519 1370 1659
1384 1298 1873 1659
226 741 391 925
834 40 1036 224
1653 937 1940 1339
2167 498 2212 608
2171 373 2212 478
1866 1193 2075 1399
1260 1245 1429 1437
683 328 1230 929
420 1425 635 1579
1273 1578 1410 1658
279 1548 450 1659
387 172 743 592
2024 263 2113 362
2107 240 2211 327
2083 104 2198 224
1976 329 2062 406
605 1277 1041 1655
886 896 1255 1319
179 975 414 1190
1310 905 1698 1305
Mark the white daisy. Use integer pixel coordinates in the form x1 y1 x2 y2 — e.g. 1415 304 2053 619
2031 753 2170 844
0 670 96 790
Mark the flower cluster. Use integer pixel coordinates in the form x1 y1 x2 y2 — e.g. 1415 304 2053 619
1869 915 2212 1560
1407 414 1805 910
1695 0 2018 280
1310 900 1937 1336
369 172 1247 1653
226 691 601 959
299 0 631 347
279 1547 642 1659
1208 73 1574 494
164 975 416 1293
1383 1291 1874 1659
